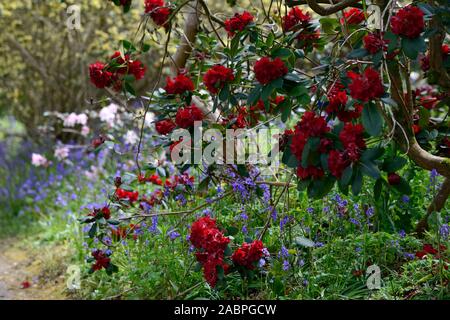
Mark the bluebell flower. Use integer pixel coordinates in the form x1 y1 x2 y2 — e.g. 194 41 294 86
282 260 290 271
398 230 406 238
440 224 449 240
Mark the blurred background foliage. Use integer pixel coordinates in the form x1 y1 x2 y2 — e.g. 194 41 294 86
0 0 263 138
0 0 157 136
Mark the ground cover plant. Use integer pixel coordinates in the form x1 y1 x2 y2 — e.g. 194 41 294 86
0 0 449 300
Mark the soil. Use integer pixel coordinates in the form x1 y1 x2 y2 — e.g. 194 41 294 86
0 238 68 300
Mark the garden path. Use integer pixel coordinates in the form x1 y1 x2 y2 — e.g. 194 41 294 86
0 239 67 300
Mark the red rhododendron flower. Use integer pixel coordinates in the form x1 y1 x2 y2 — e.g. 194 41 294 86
224 11 254 36
297 166 324 180
254 57 288 85
101 206 111 220
116 188 139 203
339 123 366 162
420 45 450 71
282 7 320 49
145 0 171 28
282 7 311 31
390 5 424 39
110 51 146 80
290 111 329 160
363 32 388 54
89 62 113 88
232 240 265 270
347 67 384 102
175 104 204 128
21 281 31 289
190 216 230 287
326 90 363 122
328 150 349 178
412 124 421 134
419 96 439 110
92 250 111 271
128 60 146 80
155 119 176 135
203 65 235 94
341 8 365 25
387 172 401 185
164 74 195 95
415 243 447 259
290 111 330 180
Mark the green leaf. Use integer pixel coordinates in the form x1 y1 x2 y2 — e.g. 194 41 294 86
381 97 398 108
401 37 426 60
351 168 363 196
393 177 412 195
288 84 308 97
360 160 381 179
348 48 369 59
361 148 384 161
282 143 299 168
294 236 315 248
219 83 230 102
88 223 97 238
271 48 293 58
361 103 383 136
383 156 407 172
341 165 353 186
308 177 335 199
261 84 274 101
247 85 261 105
374 178 383 201
226 226 239 236
280 99 292 122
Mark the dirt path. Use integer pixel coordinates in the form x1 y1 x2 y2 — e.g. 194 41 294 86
0 238 68 300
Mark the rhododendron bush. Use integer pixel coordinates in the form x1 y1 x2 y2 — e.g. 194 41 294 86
76 0 450 289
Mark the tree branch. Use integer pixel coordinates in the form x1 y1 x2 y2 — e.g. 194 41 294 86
305 0 361 16
416 177 450 236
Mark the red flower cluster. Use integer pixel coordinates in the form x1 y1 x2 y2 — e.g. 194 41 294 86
328 150 348 178
164 74 195 95
282 7 319 49
326 90 363 122
390 5 424 39
116 188 139 203
223 107 249 129
190 216 230 287
327 123 367 178
339 123 366 162
290 111 330 180
341 8 365 25
164 173 195 189
415 244 447 259
387 172 401 185
92 250 111 271
363 32 388 54
232 240 266 270
420 45 449 71
138 174 163 185
155 119 176 135
144 0 171 29
347 67 384 102
254 57 288 85
175 104 204 128
203 65 235 94
224 11 254 37
89 62 113 89
89 206 111 220
89 51 146 91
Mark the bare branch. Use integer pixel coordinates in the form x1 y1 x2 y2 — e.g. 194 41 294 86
305 0 361 16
